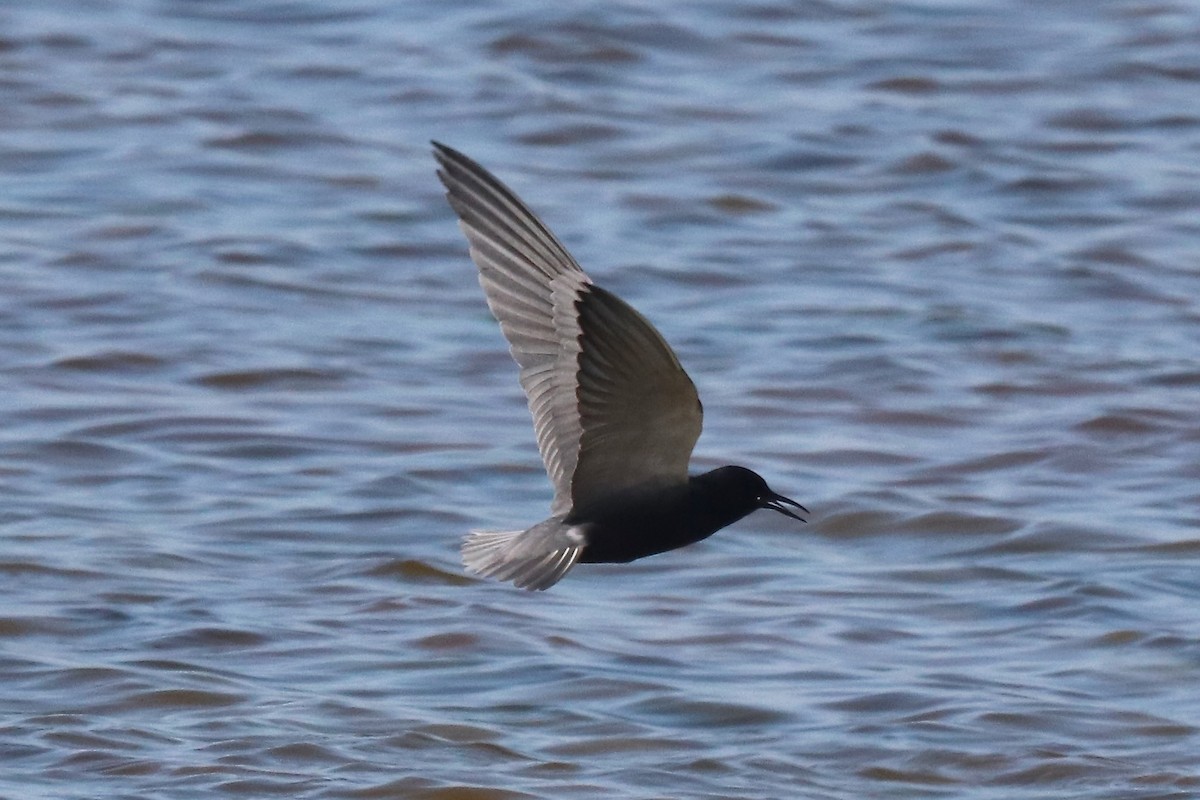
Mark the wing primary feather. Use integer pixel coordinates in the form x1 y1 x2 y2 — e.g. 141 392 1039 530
434 144 581 277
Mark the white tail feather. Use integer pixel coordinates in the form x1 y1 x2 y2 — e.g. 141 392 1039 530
461 527 582 591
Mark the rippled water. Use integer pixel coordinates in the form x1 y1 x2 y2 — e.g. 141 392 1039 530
3 1 1199 797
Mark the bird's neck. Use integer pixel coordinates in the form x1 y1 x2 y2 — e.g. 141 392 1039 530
685 473 757 535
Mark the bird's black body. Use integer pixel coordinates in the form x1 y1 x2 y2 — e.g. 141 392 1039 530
433 142 807 590
574 466 788 563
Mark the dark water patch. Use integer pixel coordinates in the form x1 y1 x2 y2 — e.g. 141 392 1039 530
888 151 957 175
895 511 1018 537
1060 263 1187 304
114 688 246 711
1074 410 1173 436
347 779 540 799
761 148 861 173
1133 538 1200 555
413 631 482 651
935 449 1049 474
1045 107 1137 132
353 241 465 260
1090 629 1144 647
856 408 970 428
0 560 104 580
1145 369 1200 388
707 193 776 214
836 625 917 644
516 123 626 147
6 438 140 472
284 61 367 82
51 351 167 373
973 377 1123 398
0 617 44 637
193 437 329 461
364 558 474 587
84 221 167 240
1003 174 1116 201
192 368 351 391
151 627 270 651
868 75 940 94
823 690 940 715
211 777 322 796
859 764 956 786
1071 242 1158 268
816 508 903 538
265 741 348 764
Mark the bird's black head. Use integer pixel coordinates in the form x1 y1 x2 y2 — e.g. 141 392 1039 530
698 465 808 523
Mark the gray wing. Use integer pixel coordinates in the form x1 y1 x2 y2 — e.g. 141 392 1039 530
569 283 702 508
434 142 589 514
433 142 702 515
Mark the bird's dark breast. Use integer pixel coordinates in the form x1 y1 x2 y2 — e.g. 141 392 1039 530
570 482 755 564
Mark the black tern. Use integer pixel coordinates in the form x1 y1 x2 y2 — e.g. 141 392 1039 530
433 142 807 590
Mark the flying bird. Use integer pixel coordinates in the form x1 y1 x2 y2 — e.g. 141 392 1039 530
433 142 806 590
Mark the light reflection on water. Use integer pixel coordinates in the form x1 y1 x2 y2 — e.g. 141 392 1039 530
2 1 1199 797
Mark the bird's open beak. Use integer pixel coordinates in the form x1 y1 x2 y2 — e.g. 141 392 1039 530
761 491 808 522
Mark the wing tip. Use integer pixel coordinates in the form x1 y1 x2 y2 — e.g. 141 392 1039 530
431 140 479 177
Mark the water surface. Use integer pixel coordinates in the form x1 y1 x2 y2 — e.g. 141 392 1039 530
2 1 1199 797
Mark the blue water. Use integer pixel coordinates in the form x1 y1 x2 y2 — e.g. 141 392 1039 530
2 1 1199 797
